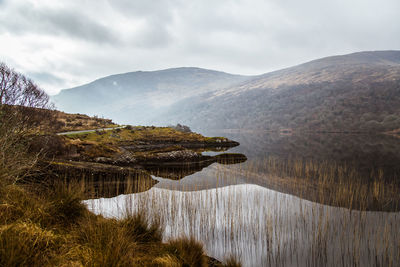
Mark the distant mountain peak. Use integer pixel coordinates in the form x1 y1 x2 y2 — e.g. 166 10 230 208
52 51 400 133
52 67 252 125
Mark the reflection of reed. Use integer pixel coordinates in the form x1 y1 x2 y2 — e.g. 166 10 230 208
83 175 157 199
85 156 400 266
42 161 158 198
224 157 400 211
87 185 400 267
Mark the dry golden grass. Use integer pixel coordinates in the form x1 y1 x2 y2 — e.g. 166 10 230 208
0 221 64 266
164 237 208 267
0 178 232 266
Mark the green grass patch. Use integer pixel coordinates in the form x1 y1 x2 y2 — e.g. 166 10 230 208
65 126 229 145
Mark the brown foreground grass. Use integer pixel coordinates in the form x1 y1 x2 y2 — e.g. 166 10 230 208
0 179 240 266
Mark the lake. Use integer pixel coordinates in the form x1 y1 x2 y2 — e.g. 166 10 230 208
84 132 400 266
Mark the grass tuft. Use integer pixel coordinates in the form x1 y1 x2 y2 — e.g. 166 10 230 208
45 182 87 227
120 213 162 243
165 237 208 267
74 215 137 266
152 254 181 266
0 221 63 266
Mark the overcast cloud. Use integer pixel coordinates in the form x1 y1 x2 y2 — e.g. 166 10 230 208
0 0 399 94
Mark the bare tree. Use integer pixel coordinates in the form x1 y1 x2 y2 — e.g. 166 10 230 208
1 62 55 128
0 62 54 184
0 62 51 107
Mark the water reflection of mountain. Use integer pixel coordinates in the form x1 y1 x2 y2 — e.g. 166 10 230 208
205 131 400 181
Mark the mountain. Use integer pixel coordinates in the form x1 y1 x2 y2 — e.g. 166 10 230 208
53 51 400 133
160 51 400 132
52 67 251 125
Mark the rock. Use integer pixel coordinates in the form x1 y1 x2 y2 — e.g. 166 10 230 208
95 157 113 163
113 153 137 165
170 123 192 133
154 150 200 161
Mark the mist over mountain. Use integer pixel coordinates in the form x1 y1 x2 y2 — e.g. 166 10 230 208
160 51 400 133
53 51 400 133
52 67 251 125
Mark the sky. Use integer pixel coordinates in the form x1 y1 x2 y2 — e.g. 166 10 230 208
0 0 399 95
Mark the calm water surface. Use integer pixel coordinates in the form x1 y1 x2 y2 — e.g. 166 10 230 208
84 132 400 266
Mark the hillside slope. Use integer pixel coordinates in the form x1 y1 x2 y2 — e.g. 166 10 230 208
161 51 400 132
52 67 251 125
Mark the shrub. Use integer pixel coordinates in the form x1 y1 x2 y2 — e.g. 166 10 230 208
120 213 162 243
45 182 87 226
75 216 136 266
164 237 207 267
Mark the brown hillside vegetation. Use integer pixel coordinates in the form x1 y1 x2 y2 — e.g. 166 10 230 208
2 105 118 133
44 110 117 133
161 51 400 132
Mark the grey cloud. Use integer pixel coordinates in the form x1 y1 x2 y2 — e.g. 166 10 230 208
0 0 399 94
172 0 400 67
107 0 180 19
0 2 117 43
43 11 116 44
133 24 172 48
27 72 64 86
107 0 180 48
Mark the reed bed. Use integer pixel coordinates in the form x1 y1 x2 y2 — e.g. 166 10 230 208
86 157 400 267
225 157 400 211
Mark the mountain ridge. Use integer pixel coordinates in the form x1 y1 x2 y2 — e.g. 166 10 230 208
208 50 400 98
60 67 250 92
159 50 400 132
52 67 252 125
53 50 400 133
